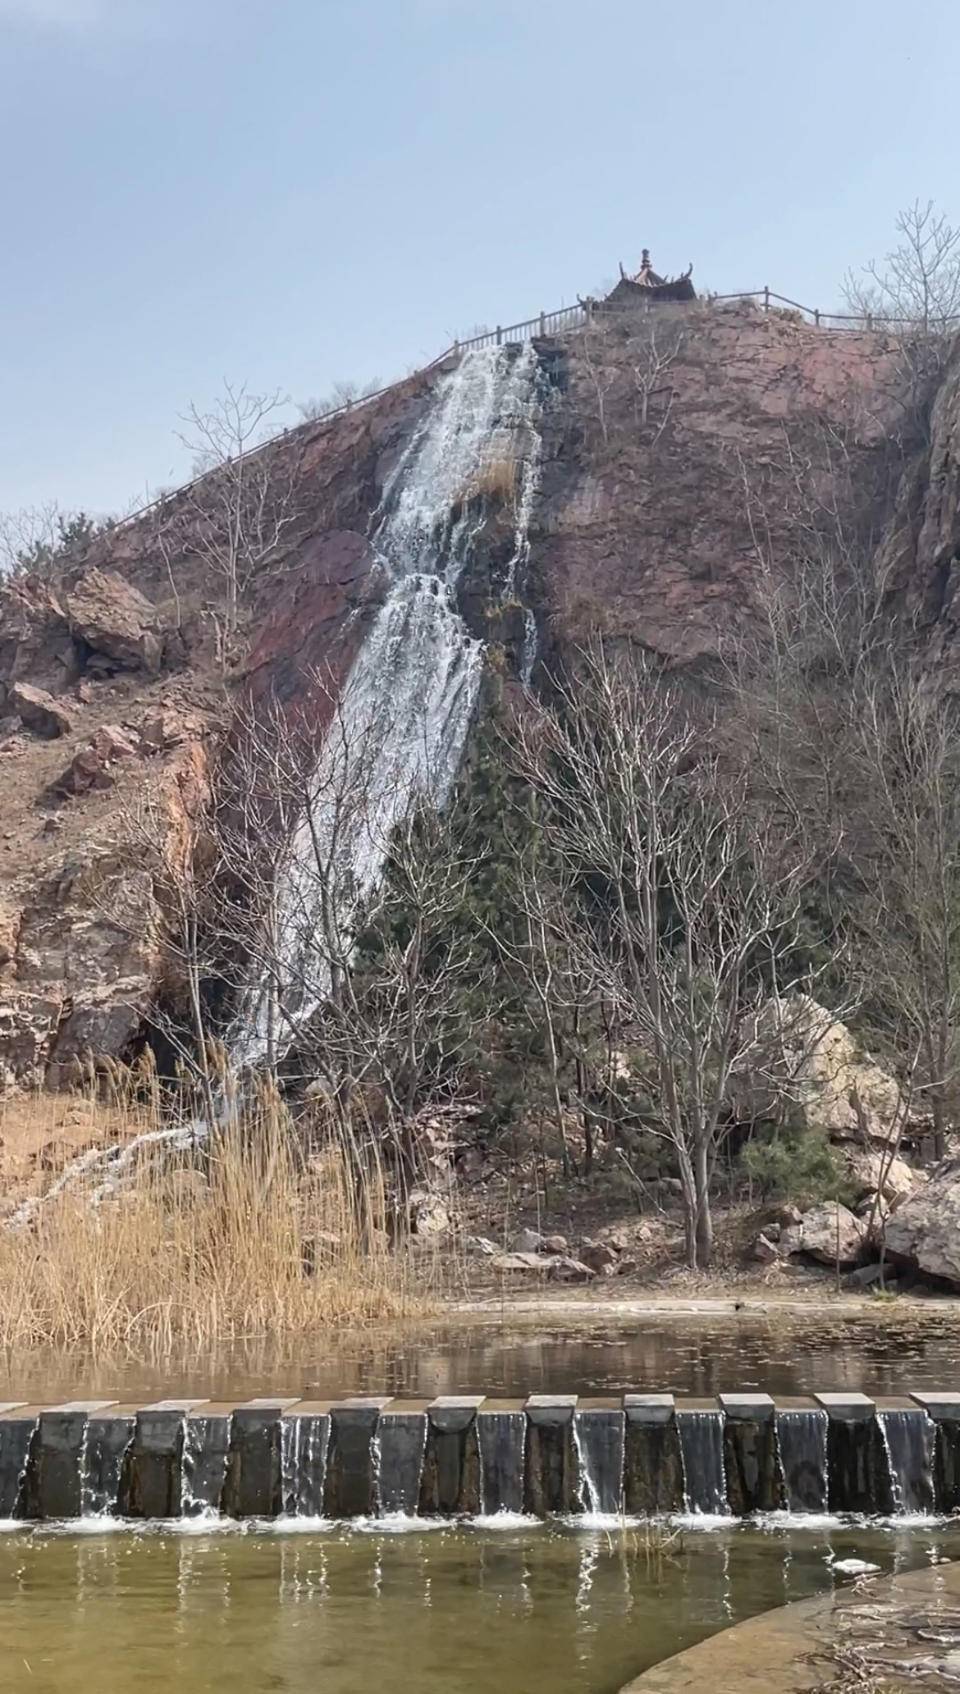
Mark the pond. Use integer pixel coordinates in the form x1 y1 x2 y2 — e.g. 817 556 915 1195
2 1306 958 1403
2 1310 958 1692
0 1517 955 1694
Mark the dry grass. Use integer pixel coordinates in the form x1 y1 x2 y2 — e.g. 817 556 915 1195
0 1081 433 1353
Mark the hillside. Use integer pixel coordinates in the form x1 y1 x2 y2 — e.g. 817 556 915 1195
4 292 960 1296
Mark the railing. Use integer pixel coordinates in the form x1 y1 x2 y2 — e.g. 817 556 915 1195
112 286 958 536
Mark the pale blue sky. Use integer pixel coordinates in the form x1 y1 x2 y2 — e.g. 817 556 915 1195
2 0 958 514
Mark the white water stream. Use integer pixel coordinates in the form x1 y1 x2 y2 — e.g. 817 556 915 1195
13 346 545 1219
232 343 544 1070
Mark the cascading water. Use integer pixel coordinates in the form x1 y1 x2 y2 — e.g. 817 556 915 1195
477 1411 526 1517
776 1409 829 1514
180 1416 230 1518
0 1417 38 1518
878 1409 936 1516
676 1411 728 1517
280 1414 330 1518
80 1415 134 1519
573 1412 624 1517
13 345 546 1221
232 343 545 1071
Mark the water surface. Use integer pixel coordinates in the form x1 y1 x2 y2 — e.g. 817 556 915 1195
0 1518 953 1694
2 1309 958 1403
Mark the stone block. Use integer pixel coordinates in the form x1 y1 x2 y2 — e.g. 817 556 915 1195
719 1393 775 1422
624 1393 675 1425
525 1394 577 1427
428 1396 485 1434
910 1391 960 1421
814 1392 876 1422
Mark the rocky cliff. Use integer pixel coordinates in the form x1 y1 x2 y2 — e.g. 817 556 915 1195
0 301 952 1092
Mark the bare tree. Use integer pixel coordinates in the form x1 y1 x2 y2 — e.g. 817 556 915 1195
298 377 381 421
724 526 960 1169
203 673 482 1180
631 320 685 439
576 316 619 447
851 668 960 1161
165 381 306 638
508 644 809 1268
843 200 960 416
0 504 100 578
844 199 960 332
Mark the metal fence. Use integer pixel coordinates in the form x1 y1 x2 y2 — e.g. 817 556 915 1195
114 286 957 534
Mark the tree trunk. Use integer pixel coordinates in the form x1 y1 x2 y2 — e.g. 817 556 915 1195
676 1146 698 1270
693 1138 713 1268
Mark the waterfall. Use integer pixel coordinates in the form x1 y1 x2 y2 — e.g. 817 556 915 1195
181 1416 230 1518
11 346 546 1223
776 1409 829 1515
232 344 545 1071
80 1415 134 1519
477 1411 526 1518
878 1410 936 1516
378 1412 427 1516
280 1414 330 1518
573 1411 624 1517
677 1411 729 1516
0 1417 38 1517
520 609 538 685
10 1121 202 1230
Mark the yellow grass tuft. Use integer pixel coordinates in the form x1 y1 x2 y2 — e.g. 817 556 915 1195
0 1082 436 1353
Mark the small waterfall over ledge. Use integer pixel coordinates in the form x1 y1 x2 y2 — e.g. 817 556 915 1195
232 343 545 1071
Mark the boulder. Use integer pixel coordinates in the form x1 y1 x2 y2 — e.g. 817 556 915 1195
0 990 65 1093
0 575 78 692
408 1188 452 1239
492 1251 595 1282
56 723 140 796
139 706 204 753
580 1237 619 1272
738 994 906 1144
0 902 19 973
464 1235 498 1256
779 1201 865 1268
885 1159 960 1285
752 1232 780 1264
64 568 161 674
9 681 73 739
542 1233 569 1255
512 1227 546 1254
839 1144 917 1205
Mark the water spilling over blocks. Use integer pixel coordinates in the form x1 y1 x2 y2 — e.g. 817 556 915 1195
0 1390 952 1523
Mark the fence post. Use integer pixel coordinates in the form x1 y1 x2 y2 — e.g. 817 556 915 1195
539 310 546 337
814 308 821 327
866 313 873 332
496 325 502 346
763 285 770 313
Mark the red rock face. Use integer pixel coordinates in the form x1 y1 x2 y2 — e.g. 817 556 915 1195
243 529 381 737
535 304 908 662
2 307 957 1087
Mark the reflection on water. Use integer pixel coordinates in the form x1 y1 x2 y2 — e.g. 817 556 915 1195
1 1311 959 1404
0 1518 952 1694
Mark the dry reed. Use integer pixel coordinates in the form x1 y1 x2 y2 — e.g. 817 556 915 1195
0 1082 432 1353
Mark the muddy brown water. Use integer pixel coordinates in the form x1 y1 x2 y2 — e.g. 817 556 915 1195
0 1519 956 1693
2 1306 958 1403
1 1311 959 1693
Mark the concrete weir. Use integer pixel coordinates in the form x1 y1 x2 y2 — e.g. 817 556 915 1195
0 1392 954 1522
